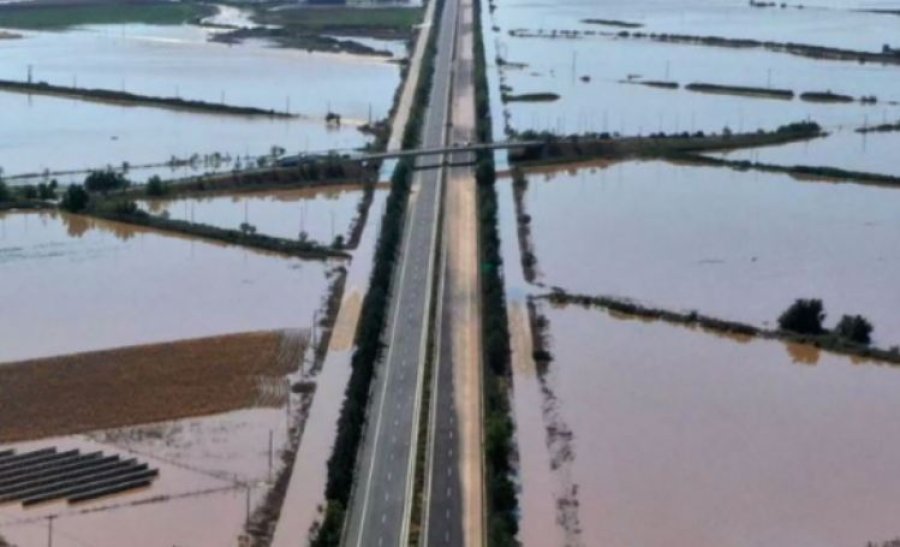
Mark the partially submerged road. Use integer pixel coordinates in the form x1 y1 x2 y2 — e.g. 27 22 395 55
342 0 464 545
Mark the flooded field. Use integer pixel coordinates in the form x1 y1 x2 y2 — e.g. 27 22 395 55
0 408 293 547
498 36 900 135
486 0 900 136
492 0 900 51
517 302 900 547
0 210 333 363
515 161 900 346
712 128 900 177
0 22 403 178
0 91 368 184
139 185 377 244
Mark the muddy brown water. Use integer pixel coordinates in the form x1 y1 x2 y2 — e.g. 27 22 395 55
520 160 900 347
0 408 291 546
525 302 900 547
0 210 331 363
138 185 377 244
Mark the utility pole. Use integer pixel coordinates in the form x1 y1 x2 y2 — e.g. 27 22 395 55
47 515 55 547
27 64 33 84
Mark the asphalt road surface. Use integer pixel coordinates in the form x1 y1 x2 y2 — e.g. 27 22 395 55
342 0 462 545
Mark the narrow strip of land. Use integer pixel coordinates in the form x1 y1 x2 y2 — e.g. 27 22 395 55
0 79 296 119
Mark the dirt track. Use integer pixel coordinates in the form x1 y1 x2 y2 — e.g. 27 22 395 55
0 330 303 443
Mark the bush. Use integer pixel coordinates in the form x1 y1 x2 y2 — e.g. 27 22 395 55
834 314 873 345
60 185 90 212
37 183 55 200
0 181 10 203
21 185 38 200
145 176 168 197
778 298 825 334
111 200 140 215
84 170 130 193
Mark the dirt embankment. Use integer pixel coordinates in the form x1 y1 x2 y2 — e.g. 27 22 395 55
0 79 295 119
0 331 304 443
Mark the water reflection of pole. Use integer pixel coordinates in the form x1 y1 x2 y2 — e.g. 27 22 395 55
268 429 274 483
245 485 251 525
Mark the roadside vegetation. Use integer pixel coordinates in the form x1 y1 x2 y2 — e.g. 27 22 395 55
474 0 521 543
308 2 438 544
0 1 215 30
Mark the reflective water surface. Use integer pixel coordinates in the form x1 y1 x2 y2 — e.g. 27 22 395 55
520 161 900 346
523 302 900 547
0 408 292 547
138 185 376 244
713 128 900 177
0 23 402 177
0 210 331 362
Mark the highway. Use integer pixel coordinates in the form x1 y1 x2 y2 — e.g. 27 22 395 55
422 0 481 542
342 0 462 544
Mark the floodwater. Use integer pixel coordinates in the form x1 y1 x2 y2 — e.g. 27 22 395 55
486 0 900 136
494 33 900 136
518 160 900 345
0 91 367 182
269 183 389 545
0 23 401 120
0 210 333 362
0 408 293 547
493 0 900 51
713 128 900 177
520 302 900 547
138 185 377 245
0 22 402 177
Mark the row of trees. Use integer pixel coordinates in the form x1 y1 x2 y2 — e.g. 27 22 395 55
473 0 520 543
0 177 57 203
778 298 874 345
310 2 446 544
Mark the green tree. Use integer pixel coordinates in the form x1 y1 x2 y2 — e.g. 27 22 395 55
778 298 826 335
0 180 10 203
60 185 90 212
834 314 873 345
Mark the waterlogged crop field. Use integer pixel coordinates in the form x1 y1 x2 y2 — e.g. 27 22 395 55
138 185 380 245
485 0 900 140
487 0 900 545
0 16 404 180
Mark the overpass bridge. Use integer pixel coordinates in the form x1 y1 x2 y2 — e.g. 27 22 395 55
276 139 543 168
